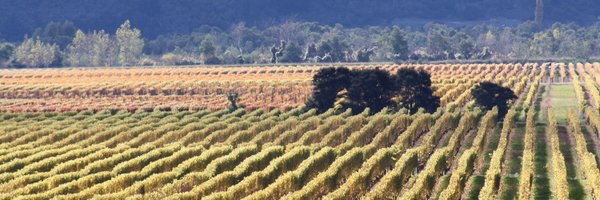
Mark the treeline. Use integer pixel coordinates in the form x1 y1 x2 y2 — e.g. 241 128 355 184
0 21 143 68
306 67 516 120
2 20 600 68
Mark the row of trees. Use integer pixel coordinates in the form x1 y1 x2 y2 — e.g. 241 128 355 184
145 20 600 64
2 19 600 68
0 21 143 68
307 67 516 119
306 67 440 114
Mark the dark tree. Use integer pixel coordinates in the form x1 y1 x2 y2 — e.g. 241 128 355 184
389 27 409 61
203 56 221 65
394 68 440 114
200 36 221 64
471 82 517 119
32 21 77 49
356 47 376 62
270 40 286 63
426 25 453 59
278 42 303 63
317 36 349 62
237 54 245 64
0 43 14 67
476 47 493 60
457 40 475 59
344 69 397 114
303 43 318 62
453 32 475 59
276 41 286 57
200 36 216 56
316 42 333 62
306 67 352 113
227 92 245 112
270 45 278 63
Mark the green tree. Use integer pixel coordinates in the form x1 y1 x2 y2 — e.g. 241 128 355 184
549 24 588 58
389 27 409 61
0 43 14 67
278 42 303 63
453 32 476 59
425 24 454 59
116 20 144 66
529 31 557 57
317 36 349 62
15 37 58 68
33 21 77 49
200 35 221 64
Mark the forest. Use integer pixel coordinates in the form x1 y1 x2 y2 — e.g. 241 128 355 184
1 19 600 68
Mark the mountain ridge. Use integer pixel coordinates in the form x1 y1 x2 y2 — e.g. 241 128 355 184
0 0 598 41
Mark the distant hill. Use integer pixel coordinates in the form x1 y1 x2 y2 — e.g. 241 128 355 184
0 0 599 41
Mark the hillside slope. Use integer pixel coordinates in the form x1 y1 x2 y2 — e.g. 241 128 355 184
0 0 598 40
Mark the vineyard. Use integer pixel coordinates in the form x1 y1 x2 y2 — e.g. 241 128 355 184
2 63 600 199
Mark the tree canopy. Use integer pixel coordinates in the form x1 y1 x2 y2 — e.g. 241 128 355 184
306 67 352 113
471 81 517 119
3 18 600 68
278 42 304 63
200 35 221 65
395 68 440 114
15 37 59 68
389 28 409 61
0 43 14 67
116 20 144 66
344 69 397 113
307 67 440 114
